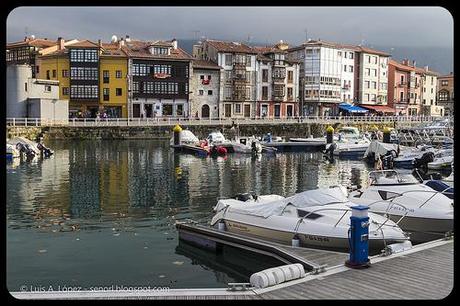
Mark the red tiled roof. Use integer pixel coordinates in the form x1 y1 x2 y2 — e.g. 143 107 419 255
7 38 57 49
206 40 258 54
122 40 192 61
192 59 221 70
66 40 99 48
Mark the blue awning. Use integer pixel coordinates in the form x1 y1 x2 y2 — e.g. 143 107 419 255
338 103 369 113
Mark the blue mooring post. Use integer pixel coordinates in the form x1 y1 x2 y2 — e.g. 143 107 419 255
345 205 371 269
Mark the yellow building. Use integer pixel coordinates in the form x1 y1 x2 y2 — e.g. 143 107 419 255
99 43 128 118
36 40 129 118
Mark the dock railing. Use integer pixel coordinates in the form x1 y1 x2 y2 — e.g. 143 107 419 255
6 115 452 128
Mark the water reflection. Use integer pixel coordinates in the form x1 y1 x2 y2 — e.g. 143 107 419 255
7 140 375 289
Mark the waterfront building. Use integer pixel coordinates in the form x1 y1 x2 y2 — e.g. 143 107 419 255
123 38 193 118
99 41 129 118
190 60 221 119
416 66 442 116
388 59 424 116
287 40 344 116
6 64 68 122
253 41 301 118
193 39 258 118
339 46 356 104
437 73 454 116
37 40 103 117
354 46 390 107
6 36 78 77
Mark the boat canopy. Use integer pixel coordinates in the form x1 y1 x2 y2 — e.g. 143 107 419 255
338 103 369 114
221 187 350 218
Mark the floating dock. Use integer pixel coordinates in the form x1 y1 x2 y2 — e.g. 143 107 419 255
12 220 453 300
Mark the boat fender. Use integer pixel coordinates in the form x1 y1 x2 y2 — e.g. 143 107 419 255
291 234 300 247
218 221 226 231
250 264 305 289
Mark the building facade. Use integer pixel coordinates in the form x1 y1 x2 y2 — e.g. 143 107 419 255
254 41 301 118
194 39 258 118
355 47 389 107
437 73 454 116
190 60 221 118
416 66 442 116
288 40 343 116
7 64 68 122
124 39 192 118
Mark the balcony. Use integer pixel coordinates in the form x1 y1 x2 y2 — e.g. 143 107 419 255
397 82 407 87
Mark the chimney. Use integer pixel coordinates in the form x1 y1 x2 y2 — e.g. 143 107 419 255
412 60 416 67
98 39 102 49
424 65 429 72
58 37 65 50
125 35 131 42
172 38 178 50
118 38 125 48
402 59 409 66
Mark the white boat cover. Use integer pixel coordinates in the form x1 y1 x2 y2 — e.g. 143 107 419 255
364 141 401 159
217 187 349 218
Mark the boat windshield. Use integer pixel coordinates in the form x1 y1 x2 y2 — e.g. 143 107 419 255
369 170 419 186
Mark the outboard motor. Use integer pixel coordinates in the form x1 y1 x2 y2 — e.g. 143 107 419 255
16 143 35 160
413 151 435 171
37 143 54 158
381 150 397 170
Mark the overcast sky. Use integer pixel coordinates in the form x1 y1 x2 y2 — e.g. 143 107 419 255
7 6 453 48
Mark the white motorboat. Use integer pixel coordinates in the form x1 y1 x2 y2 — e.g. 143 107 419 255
325 127 371 158
427 149 453 170
8 136 53 159
231 136 263 154
206 131 233 146
211 187 409 252
6 143 20 159
348 170 453 242
169 129 200 146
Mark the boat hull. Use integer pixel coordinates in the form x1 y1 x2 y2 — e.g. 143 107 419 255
221 219 404 253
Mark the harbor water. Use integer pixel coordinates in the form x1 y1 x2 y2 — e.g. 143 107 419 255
7 139 376 291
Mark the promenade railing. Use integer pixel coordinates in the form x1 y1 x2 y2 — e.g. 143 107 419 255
6 115 451 128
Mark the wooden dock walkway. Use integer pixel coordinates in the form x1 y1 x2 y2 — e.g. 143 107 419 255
176 222 349 272
11 237 453 300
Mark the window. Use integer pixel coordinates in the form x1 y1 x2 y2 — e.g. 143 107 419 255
367 55 371 63
262 69 268 82
287 71 293 83
116 70 122 78
373 69 377 77
344 65 347 72
349 65 353 72
371 94 376 101
103 88 110 101
225 54 232 66
103 70 109 83
208 90 213 95
338 51 342 57
297 209 322 220
400 92 404 101
70 67 98 80
46 70 50 80
62 87 69 96
52 70 56 78
438 91 449 101
132 82 139 93
365 68 370 76
70 85 98 99
36 66 39 74
287 87 293 99
349 52 354 59
24 82 27 92
208 75 211 80
441 80 448 86
116 88 122 96
199 89 204 96
246 55 251 67
45 85 52 92
176 104 184 116
374 56 378 64
200 75 204 80
262 86 268 100
365 81 370 89
235 103 242 113
62 70 68 78
372 81 377 89
400 75 405 84
162 104 173 116
365 93 370 101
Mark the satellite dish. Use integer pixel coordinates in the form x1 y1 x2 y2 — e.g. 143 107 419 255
111 35 118 43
